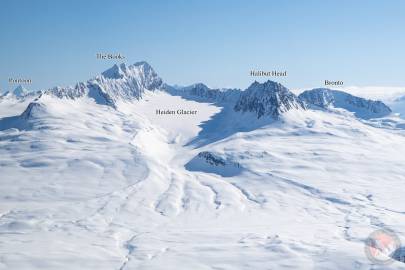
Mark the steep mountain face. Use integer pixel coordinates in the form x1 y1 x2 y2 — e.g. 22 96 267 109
165 83 241 103
234 80 305 118
97 61 163 100
20 102 46 120
299 88 392 119
12 85 29 97
44 61 163 108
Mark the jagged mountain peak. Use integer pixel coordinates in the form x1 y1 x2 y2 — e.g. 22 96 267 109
98 61 163 91
101 64 126 79
12 85 29 97
250 79 281 89
133 61 153 69
96 61 163 101
234 80 305 118
42 61 163 108
299 88 392 119
101 61 156 80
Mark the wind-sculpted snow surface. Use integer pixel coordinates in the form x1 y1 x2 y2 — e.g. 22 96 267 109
1 63 405 270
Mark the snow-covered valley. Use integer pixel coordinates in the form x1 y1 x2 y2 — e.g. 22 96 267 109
1 62 405 269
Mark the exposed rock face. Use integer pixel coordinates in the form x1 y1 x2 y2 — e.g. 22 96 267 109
234 80 305 118
198 151 227 166
185 151 242 177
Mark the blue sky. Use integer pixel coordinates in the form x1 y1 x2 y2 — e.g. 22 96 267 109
1 0 405 92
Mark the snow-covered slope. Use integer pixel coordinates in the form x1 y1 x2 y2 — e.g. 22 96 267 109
1 63 405 270
234 80 305 119
299 88 392 119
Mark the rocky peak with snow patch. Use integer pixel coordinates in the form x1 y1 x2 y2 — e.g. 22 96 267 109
95 61 163 101
100 61 162 89
12 85 30 97
234 80 305 118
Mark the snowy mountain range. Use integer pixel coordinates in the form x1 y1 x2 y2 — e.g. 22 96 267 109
1 62 405 270
0 85 38 100
3 62 393 123
299 88 392 119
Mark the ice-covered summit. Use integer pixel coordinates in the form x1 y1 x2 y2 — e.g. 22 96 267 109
100 61 162 89
298 88 392 119
94 61 163 101
234 80 305 118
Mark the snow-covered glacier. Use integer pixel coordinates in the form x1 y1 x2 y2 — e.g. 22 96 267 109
1 62 405 270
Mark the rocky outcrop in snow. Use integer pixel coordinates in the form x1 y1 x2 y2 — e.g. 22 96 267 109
185 151 242 177
299 88 392 119
198 151 228 166
234 80 305 119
